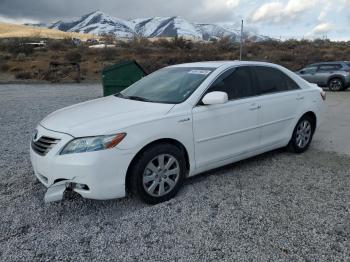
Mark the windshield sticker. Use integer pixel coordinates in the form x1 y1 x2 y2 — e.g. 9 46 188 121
188 70 211 75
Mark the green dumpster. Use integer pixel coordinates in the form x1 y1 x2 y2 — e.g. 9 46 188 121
102 60 147 96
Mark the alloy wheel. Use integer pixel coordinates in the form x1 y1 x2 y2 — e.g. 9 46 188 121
329 79 343 91
142 154 180 197
296 120 312 148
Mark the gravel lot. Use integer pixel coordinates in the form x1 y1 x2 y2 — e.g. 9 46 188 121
0 84 350 261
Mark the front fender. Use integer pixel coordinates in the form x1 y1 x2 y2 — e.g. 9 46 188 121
117 114 196 173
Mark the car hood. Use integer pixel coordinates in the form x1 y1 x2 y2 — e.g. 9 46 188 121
40 96 175 137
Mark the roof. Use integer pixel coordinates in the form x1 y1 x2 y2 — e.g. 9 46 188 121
311 61 350 65
169 60 280 69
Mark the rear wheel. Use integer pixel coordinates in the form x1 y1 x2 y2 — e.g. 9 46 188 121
328 78 344 91
288 115 315 153
129 143 186 204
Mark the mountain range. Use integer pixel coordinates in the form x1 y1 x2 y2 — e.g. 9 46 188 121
43 11 269 42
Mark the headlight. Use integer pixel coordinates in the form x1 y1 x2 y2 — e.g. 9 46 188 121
60 133 126 155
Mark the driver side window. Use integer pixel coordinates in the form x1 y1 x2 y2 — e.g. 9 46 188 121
206 66 256 100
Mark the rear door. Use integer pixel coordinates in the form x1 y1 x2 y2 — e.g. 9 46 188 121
316 64 342 86
252 66 303 148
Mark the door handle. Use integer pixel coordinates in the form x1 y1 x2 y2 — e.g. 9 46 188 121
296 96 304 100
250 105 261 111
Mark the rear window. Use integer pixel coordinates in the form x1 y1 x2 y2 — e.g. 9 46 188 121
318 64 342 72
253 66 300 95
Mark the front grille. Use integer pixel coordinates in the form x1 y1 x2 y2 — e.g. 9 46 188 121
31 136 61 156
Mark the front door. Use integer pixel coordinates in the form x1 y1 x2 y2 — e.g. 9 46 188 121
192 66 261 169
300 66 318 83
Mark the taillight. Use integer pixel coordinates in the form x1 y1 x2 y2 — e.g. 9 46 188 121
320 90 326 101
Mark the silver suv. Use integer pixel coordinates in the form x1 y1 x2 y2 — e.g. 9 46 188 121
296 61 350 91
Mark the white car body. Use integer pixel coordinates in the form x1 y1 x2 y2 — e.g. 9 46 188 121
30 61 325 202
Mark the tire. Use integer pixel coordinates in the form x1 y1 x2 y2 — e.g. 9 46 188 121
129 143 186 204
288 115 315 153
328 78 344 91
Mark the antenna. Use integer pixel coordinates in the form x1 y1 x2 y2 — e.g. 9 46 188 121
239 19 244 61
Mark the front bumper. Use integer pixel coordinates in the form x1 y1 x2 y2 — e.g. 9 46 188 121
30 125 135 202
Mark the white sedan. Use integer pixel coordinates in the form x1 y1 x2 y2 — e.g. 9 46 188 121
30 61 326 204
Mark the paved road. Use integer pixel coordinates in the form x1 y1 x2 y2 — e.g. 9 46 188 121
313 90 350 155
0 84 349 261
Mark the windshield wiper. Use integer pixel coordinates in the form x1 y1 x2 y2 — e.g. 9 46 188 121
124 96 152 102
115 93 151 102
115 93 157 103
115 93 125 98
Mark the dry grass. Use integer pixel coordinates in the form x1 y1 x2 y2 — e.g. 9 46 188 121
0 23 95 40
0 36 349 83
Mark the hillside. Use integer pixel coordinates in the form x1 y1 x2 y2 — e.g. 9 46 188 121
0 36 349 83
0 23 95 40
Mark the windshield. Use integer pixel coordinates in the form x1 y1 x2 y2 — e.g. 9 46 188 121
118 67 214 104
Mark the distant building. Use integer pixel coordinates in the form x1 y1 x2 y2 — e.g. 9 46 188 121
24 40 46 48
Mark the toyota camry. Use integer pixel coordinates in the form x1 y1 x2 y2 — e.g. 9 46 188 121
30 61 325 204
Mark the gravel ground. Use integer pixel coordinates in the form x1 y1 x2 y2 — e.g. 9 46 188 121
0 84 350 261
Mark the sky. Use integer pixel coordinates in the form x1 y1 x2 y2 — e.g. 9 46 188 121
0 0 349 40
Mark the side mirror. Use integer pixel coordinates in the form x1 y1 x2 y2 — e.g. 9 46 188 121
202 91 228 105
300 70 305 75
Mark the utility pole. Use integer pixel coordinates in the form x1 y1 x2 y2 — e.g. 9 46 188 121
239 19 244 61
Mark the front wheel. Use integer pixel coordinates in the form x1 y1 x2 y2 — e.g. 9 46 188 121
288 115 315 153
129 143 186 204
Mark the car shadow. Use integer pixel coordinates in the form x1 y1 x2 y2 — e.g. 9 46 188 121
184 148 286 186
39 148 288 218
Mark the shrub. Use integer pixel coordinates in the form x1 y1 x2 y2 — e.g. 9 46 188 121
48 40 68 50
100 33 117 45
16 53 26 61
0 63 10 72
15 71 32 79
279 52 294 62
10 67 21 72
153 38 175 49
172 37 193 50
215 37 235 52
100 48 119 61
51 54 59 60
3 54 12 60
64 51 82 63
3 39 35 55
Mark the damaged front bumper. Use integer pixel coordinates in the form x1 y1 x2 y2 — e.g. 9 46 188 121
30 125 134 203
44 180 89 203
44 180 68 203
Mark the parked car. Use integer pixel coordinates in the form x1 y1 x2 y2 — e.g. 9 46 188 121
30 61 326 204
296 61 350 91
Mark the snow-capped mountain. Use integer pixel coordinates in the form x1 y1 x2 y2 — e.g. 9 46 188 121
133 16 203 39
196 23 241 41
49 11 269 42
50 11 135 38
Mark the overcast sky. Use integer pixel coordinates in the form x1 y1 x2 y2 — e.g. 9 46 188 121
0 0 349 40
